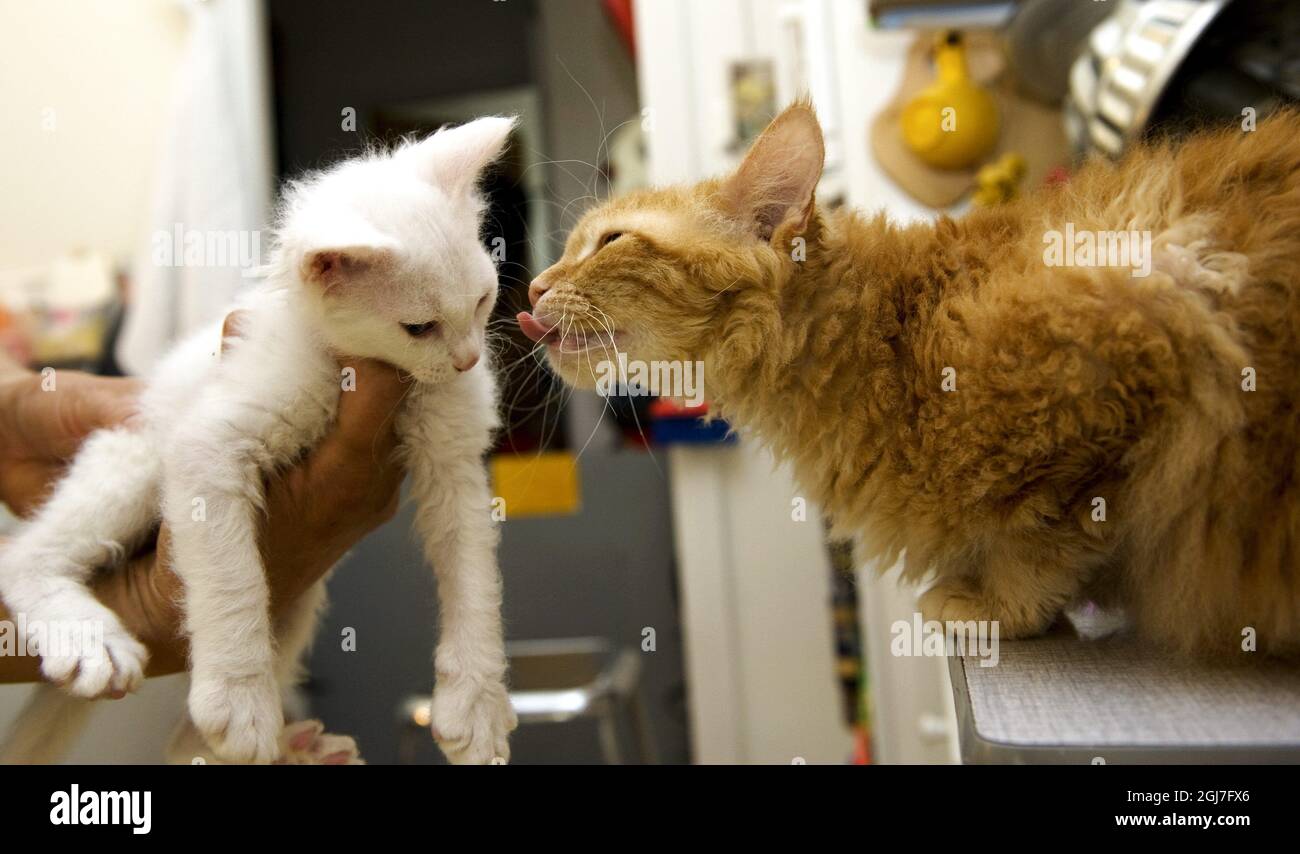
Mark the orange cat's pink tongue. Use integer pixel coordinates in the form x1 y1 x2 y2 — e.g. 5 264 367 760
517 311 557 344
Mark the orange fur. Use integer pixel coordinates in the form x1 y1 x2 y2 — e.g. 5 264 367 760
532 102 1300 657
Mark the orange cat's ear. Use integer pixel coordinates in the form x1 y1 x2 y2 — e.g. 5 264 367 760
721 101 825 242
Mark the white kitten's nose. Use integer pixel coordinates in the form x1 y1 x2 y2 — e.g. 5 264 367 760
452 349 481 372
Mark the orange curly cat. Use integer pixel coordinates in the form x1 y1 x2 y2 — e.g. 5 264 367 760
520 101 1300 657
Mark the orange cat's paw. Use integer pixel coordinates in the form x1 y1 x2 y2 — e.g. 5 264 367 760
919 577 1056 639
918 577 989 626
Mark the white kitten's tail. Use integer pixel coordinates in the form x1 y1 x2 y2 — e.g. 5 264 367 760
0 684 94 764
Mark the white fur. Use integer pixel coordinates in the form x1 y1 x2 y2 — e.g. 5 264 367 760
0 116 518 764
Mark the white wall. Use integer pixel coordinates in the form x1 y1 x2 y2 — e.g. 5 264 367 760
0 0 187 282
0 0 191 762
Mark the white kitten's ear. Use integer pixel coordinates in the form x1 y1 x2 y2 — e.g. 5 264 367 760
301 245 392 290
296 214 398 289
720 100 825 241
404 115 517 198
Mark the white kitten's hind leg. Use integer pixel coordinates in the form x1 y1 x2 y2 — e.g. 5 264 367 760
401 381 516 765
163 360 334 765
0 428 159 697
273 577 328 688
165 453 283 764
165 579 330 766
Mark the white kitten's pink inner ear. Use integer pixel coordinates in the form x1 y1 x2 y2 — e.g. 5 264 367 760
722 102 826 241
407 115 518 197
300 247 388 289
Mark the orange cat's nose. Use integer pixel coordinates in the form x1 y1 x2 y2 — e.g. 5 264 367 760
528 275 552 308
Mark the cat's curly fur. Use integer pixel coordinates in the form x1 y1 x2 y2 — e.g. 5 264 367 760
526 101 1300 657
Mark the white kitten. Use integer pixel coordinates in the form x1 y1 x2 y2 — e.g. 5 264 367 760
0 117 519 764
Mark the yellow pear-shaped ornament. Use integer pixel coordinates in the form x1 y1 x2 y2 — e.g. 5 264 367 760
901 32 999 170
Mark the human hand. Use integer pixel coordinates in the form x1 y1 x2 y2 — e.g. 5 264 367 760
0 318 410 683
0 364 141 517
113 313 410 676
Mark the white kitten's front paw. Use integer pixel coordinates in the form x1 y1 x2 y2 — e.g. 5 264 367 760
35 609 148 699
189 673 284 764
431 673 517 765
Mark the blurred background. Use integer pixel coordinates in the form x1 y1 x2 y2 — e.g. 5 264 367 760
2 0 1295 764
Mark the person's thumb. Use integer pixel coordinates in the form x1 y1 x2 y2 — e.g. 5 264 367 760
331 358 408 462
17 373 140 460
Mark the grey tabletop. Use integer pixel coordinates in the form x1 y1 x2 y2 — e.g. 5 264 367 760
950 616 1300 764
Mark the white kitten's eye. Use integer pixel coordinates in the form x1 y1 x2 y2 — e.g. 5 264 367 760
477 293 491 311
401 321 439 338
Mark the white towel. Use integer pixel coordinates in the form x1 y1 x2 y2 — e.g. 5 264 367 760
117 0 274 374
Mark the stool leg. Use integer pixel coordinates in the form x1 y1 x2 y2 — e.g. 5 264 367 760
398 727 416 765
597 700 623 765
628 693 659 765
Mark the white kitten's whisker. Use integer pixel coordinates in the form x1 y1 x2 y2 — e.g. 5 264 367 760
495 271 532 289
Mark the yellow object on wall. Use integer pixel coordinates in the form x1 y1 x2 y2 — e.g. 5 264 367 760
489 451 582 519
900 31 1000 171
